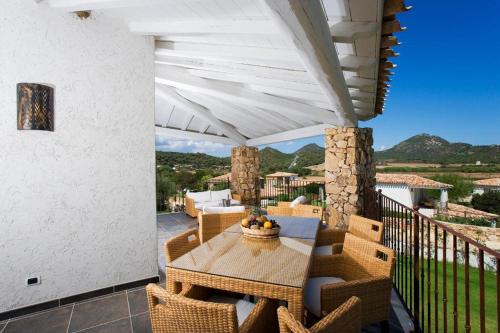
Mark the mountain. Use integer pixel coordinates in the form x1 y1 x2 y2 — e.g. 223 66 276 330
156 143 325 173
156 151 230 169
375 134 500 163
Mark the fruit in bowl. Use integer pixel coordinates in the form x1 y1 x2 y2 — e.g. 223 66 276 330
241 214 280 239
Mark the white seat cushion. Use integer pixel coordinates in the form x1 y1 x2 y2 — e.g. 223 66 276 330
203 206 245 214
211 189 232 201
304 276 345 317
230 199 241 205
187 191 211 203
208 295 255 325
195 201 220 210
313 245 332 256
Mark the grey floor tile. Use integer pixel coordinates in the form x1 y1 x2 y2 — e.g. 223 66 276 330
3 306 72 333
68 293 129 332
78 318 132 333
127 289 148 316
131 312 152 333
0 322 6 332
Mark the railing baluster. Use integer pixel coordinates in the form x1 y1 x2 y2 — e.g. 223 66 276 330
427 219 431 333
465 242 471 333
435 225 439 332
479 249 485 333
413 212 420 332
409 209 413 314
421 213 425 330
497 259 500 333
453 235 458 333
443 230 448 333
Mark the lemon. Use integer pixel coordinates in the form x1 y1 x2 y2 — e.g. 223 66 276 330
263 221 273 229
241 218 249 227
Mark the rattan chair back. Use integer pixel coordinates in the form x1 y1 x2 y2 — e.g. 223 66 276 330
165 228 200 263
277 296 361 333
292 205 323 219
198 211 247 243
348 215 384 243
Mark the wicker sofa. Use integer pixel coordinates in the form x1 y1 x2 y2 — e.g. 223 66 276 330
185 189 242 217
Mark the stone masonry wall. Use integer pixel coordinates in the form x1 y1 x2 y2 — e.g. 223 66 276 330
325 128 375 227
231 146 260 206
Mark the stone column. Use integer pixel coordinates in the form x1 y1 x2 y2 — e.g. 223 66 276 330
231 146 260 206
325 128 375 227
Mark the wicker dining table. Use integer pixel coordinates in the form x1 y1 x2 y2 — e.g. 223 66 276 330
166 216 321 323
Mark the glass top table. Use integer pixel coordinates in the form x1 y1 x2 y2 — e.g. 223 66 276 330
166 215 321 322
223 215 320 240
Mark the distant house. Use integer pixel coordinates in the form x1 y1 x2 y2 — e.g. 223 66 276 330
375 174 453 211
473 178 500 195
266 172 299 186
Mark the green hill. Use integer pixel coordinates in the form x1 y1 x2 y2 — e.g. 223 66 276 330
375 134 500 163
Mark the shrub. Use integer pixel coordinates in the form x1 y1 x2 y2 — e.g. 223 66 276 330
472 192 500 215
427 174 473 202
434 215 494 228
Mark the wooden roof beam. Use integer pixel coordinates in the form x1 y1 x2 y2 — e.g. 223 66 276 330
155 85 247 145
155 65 341 125
262 0 357 127
382 20 406 35
130 20 279 36
384 0 412 17
330 21 378 43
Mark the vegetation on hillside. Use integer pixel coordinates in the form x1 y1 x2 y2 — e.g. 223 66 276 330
156 151 230 168
376 134 500 163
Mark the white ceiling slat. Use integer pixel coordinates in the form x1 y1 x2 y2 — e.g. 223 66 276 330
246 124 334 146
155 55 314 84
346 77 376 91
155 85 246 144
262 0 357 127
130 19 279 35
47 0 162 11
155 65 341 125
155 41 302 70
155 127 236 145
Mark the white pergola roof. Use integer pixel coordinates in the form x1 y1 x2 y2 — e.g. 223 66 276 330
46 0 408 146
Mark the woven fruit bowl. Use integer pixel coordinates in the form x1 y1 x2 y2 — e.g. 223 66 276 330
240 215 280 239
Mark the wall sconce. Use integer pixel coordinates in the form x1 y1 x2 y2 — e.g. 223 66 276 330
17 83 54 131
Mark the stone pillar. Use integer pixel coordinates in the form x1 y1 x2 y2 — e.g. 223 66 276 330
231 146 260 206
325 128 375 227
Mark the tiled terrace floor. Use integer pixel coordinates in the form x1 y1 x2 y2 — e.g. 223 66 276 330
0 213 408 333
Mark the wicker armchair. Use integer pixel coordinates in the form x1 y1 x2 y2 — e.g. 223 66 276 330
306 233 395 331
198 211 247 243
165 228 200 263
277 296 361 333
147 284 279 333
315 214 384 255
266 202 323 220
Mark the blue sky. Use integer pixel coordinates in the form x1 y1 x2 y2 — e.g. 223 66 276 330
156 1 500 157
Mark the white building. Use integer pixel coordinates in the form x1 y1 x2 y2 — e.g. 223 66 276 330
375 174 453 210
473 178 500 195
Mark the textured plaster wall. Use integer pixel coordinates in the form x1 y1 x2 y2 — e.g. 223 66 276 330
0 0 156 312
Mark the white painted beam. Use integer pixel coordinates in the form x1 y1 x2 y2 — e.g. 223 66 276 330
130 20 279 36
330 21 378 43
261 0 357 127
246 124 334 146
155 127 237 146
346 77 377 91
340 55 376 72
155 65 341 125
155 85 247 144
48 0 160 11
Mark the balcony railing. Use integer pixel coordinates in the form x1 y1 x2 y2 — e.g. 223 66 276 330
363 188 500 333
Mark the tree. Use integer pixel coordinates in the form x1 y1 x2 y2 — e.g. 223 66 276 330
471 192 500 215
427 174 473 202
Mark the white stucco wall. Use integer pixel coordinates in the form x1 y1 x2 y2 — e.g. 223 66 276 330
0 0 156 312
375 184 414 207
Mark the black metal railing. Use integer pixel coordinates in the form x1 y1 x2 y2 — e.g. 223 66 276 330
363 188 500 333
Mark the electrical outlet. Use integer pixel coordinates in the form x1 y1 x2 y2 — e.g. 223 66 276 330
26 276 41 286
